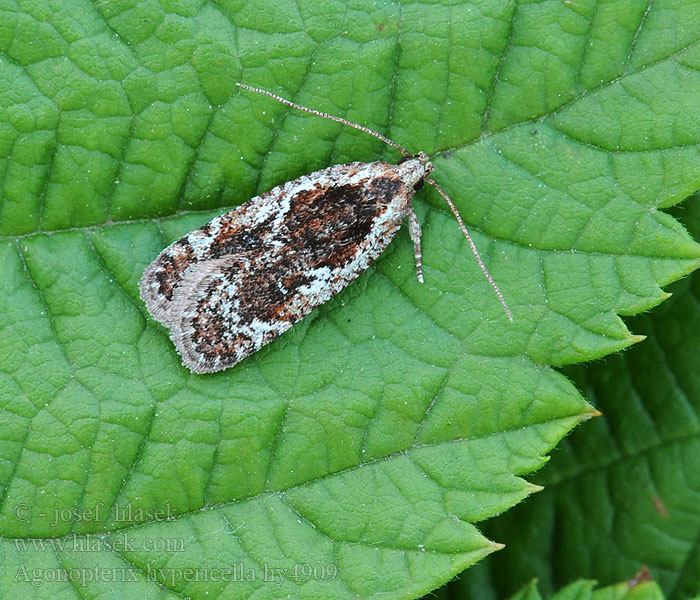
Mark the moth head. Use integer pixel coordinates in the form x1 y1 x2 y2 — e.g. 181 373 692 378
397 152 433 190
414 150 434 178
421 157 434 185
398 151 430 165
416 150 430 165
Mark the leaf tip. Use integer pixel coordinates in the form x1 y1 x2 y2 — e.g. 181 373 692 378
579 404 603 419
572 406 602 424
528 484 545 494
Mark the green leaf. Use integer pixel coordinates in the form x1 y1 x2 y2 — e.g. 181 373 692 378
1 1 699 599
505 575 666 600
433 569 670 600
453 193 700 599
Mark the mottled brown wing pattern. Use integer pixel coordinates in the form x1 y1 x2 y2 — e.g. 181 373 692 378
140 160 426 373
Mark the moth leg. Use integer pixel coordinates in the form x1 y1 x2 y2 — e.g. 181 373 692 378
407 206 424 283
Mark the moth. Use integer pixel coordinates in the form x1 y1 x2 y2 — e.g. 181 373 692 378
139 83 512 374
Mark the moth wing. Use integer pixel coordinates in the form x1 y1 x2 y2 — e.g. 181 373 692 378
165 252 296 373
139 178 301 326
165 224 392 374
141 161 419 373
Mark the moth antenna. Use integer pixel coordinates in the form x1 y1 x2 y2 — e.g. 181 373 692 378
424 176 514 322
236 82 411 158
